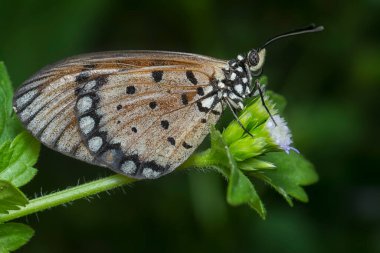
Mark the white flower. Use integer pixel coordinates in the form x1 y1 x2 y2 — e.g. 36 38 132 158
265 115 299 154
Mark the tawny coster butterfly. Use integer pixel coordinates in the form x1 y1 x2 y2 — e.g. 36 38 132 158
13 24 323 179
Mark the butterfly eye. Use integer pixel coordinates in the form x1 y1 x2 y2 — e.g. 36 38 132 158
247 50 260 66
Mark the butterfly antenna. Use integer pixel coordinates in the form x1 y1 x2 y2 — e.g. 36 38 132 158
261 23 324 49
225 100 254 138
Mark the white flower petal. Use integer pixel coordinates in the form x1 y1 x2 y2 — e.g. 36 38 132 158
265 115 295 153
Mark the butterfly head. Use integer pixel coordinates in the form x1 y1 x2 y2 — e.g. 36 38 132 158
222 24 324 110
246 48 266 75
246 24 324 76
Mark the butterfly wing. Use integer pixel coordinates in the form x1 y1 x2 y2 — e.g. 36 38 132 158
13 51 228 178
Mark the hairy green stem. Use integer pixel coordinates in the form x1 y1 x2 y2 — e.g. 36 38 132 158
181 150 220 170
0 149 222 223
0 174 136 223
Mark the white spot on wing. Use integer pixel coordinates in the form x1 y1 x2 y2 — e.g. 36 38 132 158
230 72 237 81
121 160 137 174
79 116 95 134
76 96 92 114
88 136 103 152
142 168 160 178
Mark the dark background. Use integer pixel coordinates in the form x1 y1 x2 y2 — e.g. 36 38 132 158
1 0 379 252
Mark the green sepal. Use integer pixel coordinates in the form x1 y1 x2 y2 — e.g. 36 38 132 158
238 158 276 171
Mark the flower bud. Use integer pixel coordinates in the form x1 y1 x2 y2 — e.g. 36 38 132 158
224 97 296 163
222 97 276 145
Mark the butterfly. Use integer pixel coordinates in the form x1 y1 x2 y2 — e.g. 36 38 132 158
12 24 323 179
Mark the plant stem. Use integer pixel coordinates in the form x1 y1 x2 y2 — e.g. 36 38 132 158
0 174 137 223
0 149 222 223
180 150 219 169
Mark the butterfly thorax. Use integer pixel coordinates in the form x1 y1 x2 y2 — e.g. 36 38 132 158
220 54 252 110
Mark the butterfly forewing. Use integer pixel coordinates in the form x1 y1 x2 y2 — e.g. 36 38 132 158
13 51 227 179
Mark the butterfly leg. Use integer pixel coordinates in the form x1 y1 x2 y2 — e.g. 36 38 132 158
251 79 277 126
225 99 254 138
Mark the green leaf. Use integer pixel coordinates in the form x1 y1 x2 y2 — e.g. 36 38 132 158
210 127 266 219
0 132 39 187
0 180 28 215
0 63 13 118
228 168 266 219
0 62 21 144
254 151 318 205
0 223 34 252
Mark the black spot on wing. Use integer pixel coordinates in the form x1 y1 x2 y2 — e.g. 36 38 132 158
161 120 169 129
167 137 175 146
126 86 136 94
182 142 193 149
149 101 157 109
181 94 188 105
197 87 204 96
186 70 198 84
152 71 163 82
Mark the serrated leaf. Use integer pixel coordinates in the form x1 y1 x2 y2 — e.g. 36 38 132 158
210 127 266 218
0 180 28 214
228 168 266 219
254 151 318 205
0 132 39 187
0 223 34 252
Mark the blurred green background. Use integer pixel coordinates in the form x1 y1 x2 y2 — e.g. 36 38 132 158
1 0 379 252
